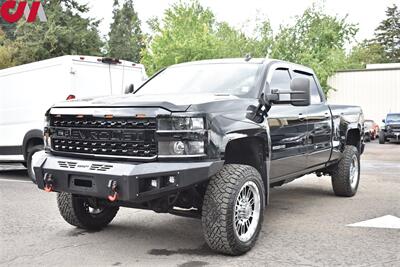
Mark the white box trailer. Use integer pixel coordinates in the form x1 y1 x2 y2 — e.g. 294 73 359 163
0 55 147 173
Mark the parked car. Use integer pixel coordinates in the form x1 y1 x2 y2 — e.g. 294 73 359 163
0 55 147 182
33 58 364 255
364 120 379 141
379 113 400 144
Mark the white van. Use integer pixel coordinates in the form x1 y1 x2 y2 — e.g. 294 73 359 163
0 55 147 180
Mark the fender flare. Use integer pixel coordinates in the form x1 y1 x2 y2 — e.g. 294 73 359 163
223 131 272 206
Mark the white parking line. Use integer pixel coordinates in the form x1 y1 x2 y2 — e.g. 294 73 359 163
347 215 400 229
0 178 31 184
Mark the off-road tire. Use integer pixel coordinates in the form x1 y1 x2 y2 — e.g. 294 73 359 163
57 193 119 230
202 164 265 255
331 145 360 197
27 145 43 184
379 132 385 144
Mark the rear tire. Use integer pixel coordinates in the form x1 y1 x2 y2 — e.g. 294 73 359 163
331 145 360 197
379 132 386 144
57 193 119 230
27 145 43 184
202 164 265 255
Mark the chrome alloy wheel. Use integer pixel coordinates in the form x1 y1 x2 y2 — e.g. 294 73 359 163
350 155 359 190
234 181 261 242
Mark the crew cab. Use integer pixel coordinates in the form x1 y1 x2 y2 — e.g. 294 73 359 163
33 58 364 255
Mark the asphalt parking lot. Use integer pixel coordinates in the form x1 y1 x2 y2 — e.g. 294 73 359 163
1 141 399 267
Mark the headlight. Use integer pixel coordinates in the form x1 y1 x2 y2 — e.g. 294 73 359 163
158 117 204 131
157 116 207 157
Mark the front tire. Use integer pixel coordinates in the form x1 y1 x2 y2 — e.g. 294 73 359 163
57 193 119 230
202 164 265 255
379 132 386 144
331 145 360 197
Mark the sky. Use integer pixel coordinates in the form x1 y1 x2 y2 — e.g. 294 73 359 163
80 0 399 45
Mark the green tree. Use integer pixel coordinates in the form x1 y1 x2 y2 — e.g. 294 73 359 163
13 0 103 65
141 0 219 75
141 0 270 75
270 6 358 93
214 20 273 58
0 29 16 69
108 0 143 62
347 40 386 68
374 4 400 62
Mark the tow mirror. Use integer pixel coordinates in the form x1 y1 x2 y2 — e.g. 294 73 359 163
264 77 311 106
124 84 135 94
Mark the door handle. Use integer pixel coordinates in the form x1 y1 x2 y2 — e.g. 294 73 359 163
298 113 306 121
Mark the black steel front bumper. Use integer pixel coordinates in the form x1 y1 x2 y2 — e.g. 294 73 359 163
33 152 224 203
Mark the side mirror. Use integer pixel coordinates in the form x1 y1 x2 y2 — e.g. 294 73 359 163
382 119 385 123
124 84 135 94
264 77 311 106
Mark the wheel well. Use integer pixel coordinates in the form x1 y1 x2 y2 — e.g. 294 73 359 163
23 138 43 160
346 129 361 151
22 130 44 160
224 137 267 182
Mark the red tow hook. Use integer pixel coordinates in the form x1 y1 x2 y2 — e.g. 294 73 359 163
107 180 118 202
43 173 54 193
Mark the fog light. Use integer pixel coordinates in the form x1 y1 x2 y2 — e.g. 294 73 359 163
172 141 185 155
151 179 158 188
168 176 175 184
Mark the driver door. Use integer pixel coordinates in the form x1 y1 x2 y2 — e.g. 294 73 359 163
267 68 308 179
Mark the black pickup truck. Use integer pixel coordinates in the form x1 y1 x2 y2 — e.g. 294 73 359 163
33 58 364 255
379 113 400 144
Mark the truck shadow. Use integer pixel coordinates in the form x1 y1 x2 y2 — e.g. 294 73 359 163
60 180 337 258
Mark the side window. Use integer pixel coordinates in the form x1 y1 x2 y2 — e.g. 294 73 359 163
293 71 322 104
270 68 291 90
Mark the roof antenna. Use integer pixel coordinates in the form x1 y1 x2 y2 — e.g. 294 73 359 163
245 53 252 62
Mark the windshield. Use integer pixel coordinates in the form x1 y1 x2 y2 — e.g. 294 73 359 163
136 63 263 98
387 114 400 122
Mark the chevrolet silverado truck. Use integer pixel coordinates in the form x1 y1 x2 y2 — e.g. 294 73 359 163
379 113 400 144
33 58 364 255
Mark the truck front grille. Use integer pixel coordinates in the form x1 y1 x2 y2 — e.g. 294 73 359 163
49 115 157 159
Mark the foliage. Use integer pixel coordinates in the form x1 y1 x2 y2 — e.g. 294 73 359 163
0 29 16 69
141 1 219 75
107 0 143 62
347 41 386 68
12 0 103 65
347 4 400 67
270 6 358 93
374 4 400 62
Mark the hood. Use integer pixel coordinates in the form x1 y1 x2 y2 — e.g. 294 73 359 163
52 93 241 112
